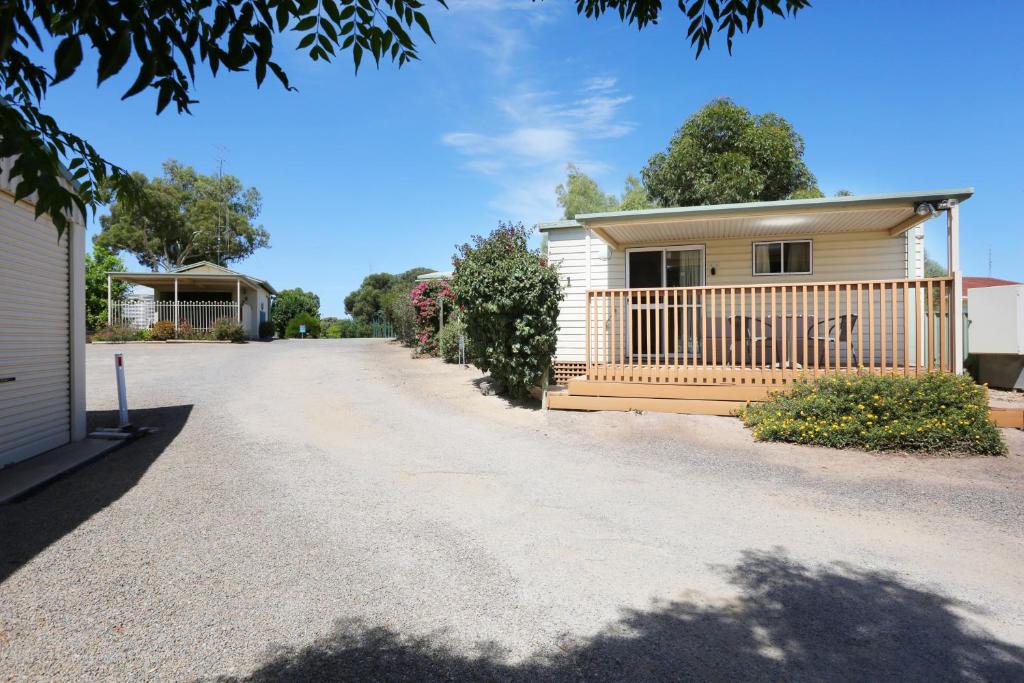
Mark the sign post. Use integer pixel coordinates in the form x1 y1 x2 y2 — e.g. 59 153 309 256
299 324 306 339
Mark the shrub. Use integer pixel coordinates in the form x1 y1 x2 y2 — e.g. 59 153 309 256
285 312 321 338
452 222 562 399
151 319 176 341
335 319 373 338
437 317 469 363
740 373 1006 456
137 328 153 341
272 288 320 338
211 317 246 342
91 323 141 342
410 279 455 355
175 319 206 340
258 320 275 339
388 284 418 345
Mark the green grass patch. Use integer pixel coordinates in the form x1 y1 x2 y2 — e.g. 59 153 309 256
740 373 1006 455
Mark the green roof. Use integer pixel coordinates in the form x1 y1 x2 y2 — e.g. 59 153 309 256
539 188 974 230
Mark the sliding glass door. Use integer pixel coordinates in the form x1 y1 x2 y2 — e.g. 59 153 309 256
627 246 705 362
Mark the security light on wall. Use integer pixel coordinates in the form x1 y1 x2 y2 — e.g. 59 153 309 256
915 202 937 217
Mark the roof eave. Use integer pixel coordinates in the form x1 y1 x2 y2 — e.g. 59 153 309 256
537 219 582 232
573 188 975 225
108 270 276 294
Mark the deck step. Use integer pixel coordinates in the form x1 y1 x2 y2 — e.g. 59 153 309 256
990 408 1024 429
566 379 784 402
547 393 749 416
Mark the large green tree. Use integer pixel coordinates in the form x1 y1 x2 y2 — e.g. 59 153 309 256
641 98 820 207
271 287 320 337
84 249 130 331
556 165 655 219
618 175 656 211
94 160 268 271
344 267 432 323
555 164 617 219
1 1 809 238
924 249 947 277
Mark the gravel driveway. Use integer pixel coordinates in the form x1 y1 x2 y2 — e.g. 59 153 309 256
2 339 1023 681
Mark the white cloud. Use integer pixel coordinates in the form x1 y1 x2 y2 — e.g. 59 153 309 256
585 76 618 92
442 78 635 224
445 0 559 76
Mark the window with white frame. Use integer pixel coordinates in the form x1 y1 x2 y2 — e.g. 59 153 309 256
753 240 812 276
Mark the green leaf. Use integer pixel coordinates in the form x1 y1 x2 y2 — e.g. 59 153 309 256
294 16 318 31
323 0 342 22
413 11 433 41
52 35 83 84
97 29 132 83
121 60 157 100
156 83 172 113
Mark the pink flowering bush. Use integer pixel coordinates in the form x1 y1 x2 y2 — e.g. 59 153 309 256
410 279 455 355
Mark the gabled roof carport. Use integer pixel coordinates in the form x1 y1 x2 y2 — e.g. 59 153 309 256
106 262 277 326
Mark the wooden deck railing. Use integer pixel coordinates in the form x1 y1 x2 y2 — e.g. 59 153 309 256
584 276 956 384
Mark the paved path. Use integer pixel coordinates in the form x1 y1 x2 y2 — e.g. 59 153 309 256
2 339 1023 681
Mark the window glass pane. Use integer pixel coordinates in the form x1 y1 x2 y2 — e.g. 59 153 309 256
784 242 811 273
666 249 702 287
628 251 662 287
754 243 782 274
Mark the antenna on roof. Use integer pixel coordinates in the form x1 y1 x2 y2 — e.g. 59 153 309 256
214 145 230 267
988 247 993 277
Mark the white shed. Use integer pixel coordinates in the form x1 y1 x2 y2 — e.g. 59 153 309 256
0 163 87 467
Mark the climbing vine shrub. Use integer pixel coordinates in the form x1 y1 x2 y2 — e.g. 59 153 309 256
452 222 562 399
410 279 454 355
740 373 1006 455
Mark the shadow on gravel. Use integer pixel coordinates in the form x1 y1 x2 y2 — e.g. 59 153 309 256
0 404 192 585
215 548 1024 682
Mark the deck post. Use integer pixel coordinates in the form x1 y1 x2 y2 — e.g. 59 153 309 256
948 202 963 374
174 277 179 328
107 274 112 325
236 278 242 323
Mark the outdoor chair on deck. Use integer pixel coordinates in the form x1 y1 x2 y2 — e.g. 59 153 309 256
810 315 859 367
731 316 772 366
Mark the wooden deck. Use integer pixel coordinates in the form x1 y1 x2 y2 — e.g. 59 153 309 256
549 276 962 416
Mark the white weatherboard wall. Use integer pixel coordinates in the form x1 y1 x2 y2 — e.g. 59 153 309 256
0 173 86 467
546 226 916 362
547 226 622 361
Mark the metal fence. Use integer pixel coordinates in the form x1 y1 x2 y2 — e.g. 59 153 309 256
111 300 239 332
371 312 394 338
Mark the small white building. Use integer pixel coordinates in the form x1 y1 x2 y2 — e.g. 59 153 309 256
108 262 276 340
0 163 87 467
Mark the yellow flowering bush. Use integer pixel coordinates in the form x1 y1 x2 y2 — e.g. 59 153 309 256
740 373 1006 455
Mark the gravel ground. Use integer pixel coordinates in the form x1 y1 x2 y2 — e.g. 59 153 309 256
1 339 1023 681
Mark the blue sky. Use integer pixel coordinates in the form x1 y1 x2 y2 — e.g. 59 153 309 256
46 0 1024 316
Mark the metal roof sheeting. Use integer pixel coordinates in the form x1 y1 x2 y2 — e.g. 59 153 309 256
538 188 974 246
